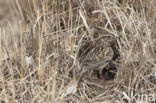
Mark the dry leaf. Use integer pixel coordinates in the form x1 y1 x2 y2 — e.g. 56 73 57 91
62 79 77 97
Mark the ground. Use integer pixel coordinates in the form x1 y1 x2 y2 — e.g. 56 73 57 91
0 0 155 103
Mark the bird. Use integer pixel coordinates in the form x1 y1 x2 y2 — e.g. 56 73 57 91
96 39 119 80
79 36 120 80
96 61 117 80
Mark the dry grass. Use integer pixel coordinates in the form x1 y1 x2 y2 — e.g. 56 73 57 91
0 0 156 103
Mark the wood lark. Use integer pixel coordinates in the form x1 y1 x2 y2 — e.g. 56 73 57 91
79 36 120 80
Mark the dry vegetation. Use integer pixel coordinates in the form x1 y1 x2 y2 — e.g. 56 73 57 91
0 0 156 103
